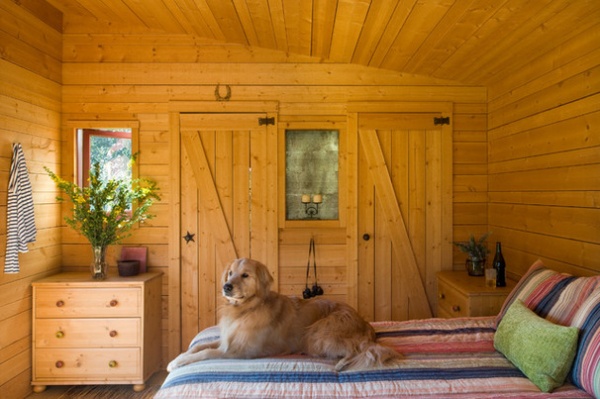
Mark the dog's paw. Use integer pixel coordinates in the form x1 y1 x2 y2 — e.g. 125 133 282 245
166 359 177 372
166 355 188 372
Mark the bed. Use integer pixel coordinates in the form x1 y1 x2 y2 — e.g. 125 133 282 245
156 260 600 399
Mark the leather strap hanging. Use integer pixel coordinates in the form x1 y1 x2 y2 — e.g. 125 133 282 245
303 237 324 299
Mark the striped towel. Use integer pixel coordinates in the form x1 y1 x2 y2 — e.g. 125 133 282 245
4 143 37 273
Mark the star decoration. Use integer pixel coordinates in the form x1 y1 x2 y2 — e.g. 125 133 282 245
183 231 195 244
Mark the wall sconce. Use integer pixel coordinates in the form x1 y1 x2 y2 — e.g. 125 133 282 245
301 194 322 219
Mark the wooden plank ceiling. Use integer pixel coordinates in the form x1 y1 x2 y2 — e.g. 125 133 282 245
45 0 600 86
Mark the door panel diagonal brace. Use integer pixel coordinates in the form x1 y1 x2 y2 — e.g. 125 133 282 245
359 129 432 318
182 131 238 263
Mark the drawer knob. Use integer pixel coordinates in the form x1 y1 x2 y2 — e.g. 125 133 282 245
56 300 65 307
108 360 118 368
55 360 64 368
55 330 65 339
109 299 118 307
109 330 118 338
452 305 461 312
439 293 445 299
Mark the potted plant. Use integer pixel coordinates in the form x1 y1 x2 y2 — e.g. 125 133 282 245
45 161 160 280
453 232 491 276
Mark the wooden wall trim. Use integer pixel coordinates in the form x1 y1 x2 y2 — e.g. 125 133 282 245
168 111 181 360
348 101 453 114
63 63 463 86
169 100 279 113
345 113 359 308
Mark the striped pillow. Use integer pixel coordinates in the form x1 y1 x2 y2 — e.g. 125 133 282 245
570 288 600 398
496 260 600 327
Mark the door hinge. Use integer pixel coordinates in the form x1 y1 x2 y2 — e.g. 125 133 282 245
258 117 275 126
433 116 450 126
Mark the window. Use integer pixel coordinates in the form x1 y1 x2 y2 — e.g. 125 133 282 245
65 120 140 200
77 128 132 187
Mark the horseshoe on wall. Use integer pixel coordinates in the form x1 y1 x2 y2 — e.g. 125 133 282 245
214 84 232 101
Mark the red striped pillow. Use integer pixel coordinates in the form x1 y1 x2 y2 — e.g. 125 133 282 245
569 288 600 398
496 260 600 327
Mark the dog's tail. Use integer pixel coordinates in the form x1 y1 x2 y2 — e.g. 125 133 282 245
335 342 402 371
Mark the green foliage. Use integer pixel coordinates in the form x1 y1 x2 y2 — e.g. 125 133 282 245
453 232 491 261
45 161 160 247
90 135 131 183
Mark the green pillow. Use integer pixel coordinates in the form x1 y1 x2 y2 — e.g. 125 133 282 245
494 300 579 392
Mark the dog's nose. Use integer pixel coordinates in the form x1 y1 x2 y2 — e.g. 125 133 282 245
223 283 233 294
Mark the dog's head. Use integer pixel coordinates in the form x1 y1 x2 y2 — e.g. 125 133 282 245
221 258 274 305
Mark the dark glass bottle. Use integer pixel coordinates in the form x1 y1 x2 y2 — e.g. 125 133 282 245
493 242 506 287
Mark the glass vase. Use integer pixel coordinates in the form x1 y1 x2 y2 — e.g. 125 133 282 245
91 245 108 280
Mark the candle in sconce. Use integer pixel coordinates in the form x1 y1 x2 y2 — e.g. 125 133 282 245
313 194 323 204
301 194 311 204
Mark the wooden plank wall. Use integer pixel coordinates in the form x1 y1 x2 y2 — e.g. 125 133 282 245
2 3 597 397
57 23 487 364
0 2 62 398
487 23 600 279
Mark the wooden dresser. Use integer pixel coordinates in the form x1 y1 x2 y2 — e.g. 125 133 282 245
31 272 162 393
437 271 516 318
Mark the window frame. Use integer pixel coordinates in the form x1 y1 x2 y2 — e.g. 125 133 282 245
277 117 347 229
65 120 140 188
78 128 133 187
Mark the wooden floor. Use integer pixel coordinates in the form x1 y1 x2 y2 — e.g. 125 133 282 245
25 371 167 398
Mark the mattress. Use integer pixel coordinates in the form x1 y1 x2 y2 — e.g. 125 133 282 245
156 317 591 398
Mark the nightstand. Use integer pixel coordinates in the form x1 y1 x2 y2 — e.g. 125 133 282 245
437 271 515 318
31 272 162 393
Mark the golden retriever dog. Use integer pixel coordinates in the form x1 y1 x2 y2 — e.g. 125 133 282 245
167 258 401 372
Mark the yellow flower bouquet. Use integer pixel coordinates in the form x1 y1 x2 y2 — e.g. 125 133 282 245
45 162 160 279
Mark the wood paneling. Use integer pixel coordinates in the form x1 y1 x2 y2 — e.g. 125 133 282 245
0 2 62 398
58 33 487 361
487 24 600 279
46 0 600 87
2 2 598 396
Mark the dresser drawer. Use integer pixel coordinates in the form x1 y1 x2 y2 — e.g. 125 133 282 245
35 318 141 348
437 280 469 317
32 272 162 392
34 348 141 379
35 288 141 318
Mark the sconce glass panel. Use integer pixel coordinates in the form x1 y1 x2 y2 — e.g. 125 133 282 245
285 130 339 220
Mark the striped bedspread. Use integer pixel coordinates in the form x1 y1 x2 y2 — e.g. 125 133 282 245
156 317 591 398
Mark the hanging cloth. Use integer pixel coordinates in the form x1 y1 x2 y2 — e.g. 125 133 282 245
4 143 37 273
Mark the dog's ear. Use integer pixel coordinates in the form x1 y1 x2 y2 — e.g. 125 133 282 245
221 260 235 285
253 260 273 297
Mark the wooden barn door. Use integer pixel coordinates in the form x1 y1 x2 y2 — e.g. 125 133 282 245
356 111 452 321
178 113 278 346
